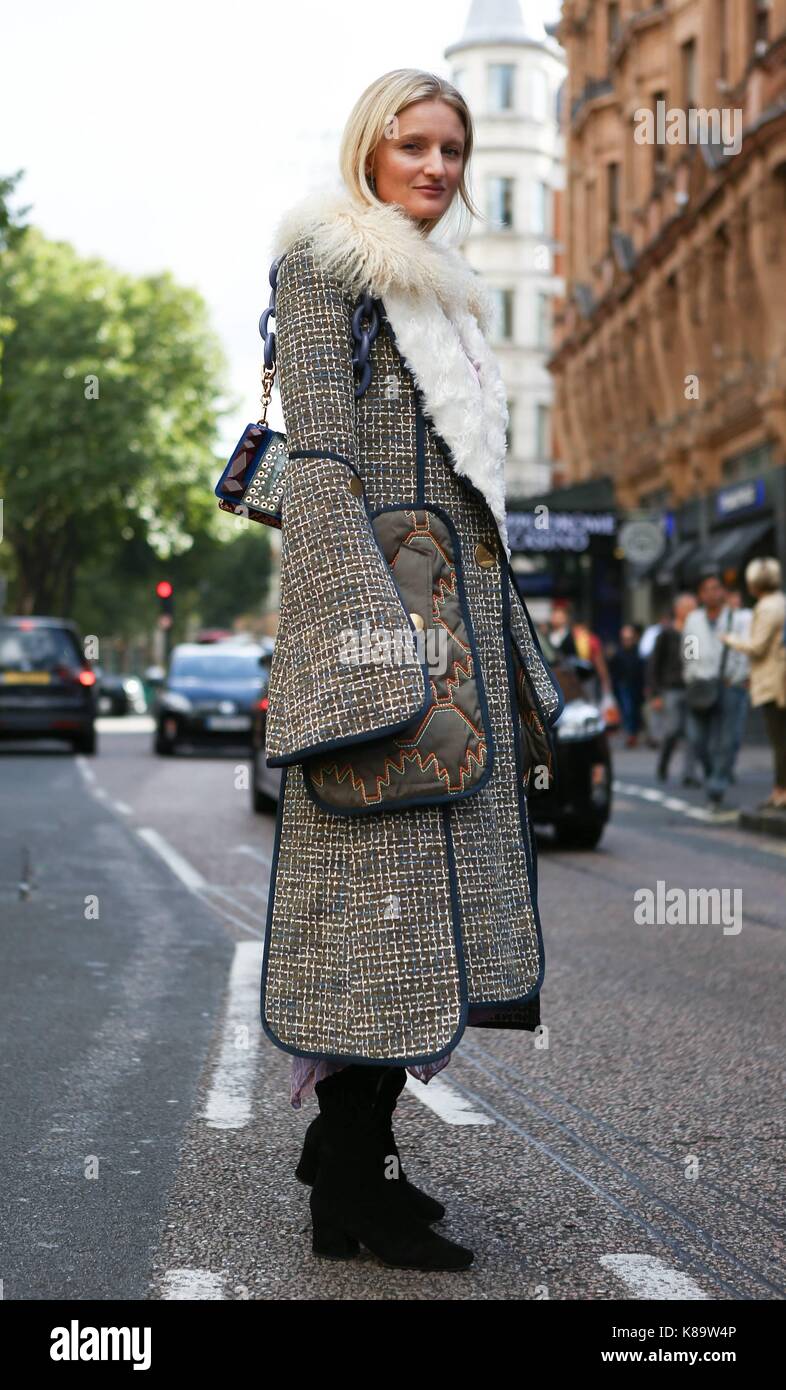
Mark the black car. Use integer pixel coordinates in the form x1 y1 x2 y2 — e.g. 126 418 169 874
251 633 613 848
96 672 148 716
526 631 612 850
0 616 98 753
153 641 267 754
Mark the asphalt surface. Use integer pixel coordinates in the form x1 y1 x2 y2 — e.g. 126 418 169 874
1 720 784 1301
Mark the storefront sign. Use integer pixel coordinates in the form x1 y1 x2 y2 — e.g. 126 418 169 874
508 510 616 553
715 479 765 518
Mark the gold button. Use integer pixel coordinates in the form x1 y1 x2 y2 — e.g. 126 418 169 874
348 474 364 497
475 540 497 567
409 612 425 630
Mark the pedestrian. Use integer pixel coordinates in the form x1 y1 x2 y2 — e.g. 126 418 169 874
724 589 753 779
259 69 564 1271
682 569 750 809
720 558 786 810
639 607 672 747
609 624 645 747
547 598 619 726
646 593 698 784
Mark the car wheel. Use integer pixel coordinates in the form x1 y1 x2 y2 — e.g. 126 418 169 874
555 821 605 851
73 727 97 755
154 727 176 756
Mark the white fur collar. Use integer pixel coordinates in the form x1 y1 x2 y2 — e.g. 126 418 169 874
270 187 510 559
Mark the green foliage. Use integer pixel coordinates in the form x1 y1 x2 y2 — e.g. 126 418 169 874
0 178 274 636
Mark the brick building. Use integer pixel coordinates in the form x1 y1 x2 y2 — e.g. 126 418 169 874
547 0 786 623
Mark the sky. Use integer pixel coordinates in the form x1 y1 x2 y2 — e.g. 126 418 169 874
2 0 562 448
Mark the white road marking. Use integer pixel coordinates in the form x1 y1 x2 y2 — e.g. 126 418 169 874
95 715 155 733
404 1074 494 1126
160 1269 225 1300
112 800 133 816
230 844 272 868
75 756 95 784
600 1253 709 1300
203 941 264 1129
613 781 738 824
136 828 206 891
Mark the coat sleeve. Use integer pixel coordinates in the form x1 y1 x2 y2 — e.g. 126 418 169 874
723 599 781 661
263 240 430 767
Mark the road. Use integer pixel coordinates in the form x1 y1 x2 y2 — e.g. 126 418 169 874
1 720 784 1301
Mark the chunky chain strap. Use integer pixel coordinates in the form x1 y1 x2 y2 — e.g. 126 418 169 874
257 254 380 424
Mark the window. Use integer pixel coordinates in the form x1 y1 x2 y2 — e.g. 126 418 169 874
452 67 466 93
524 69 548 121
681 38 697 109
532 180 550 235
721 440 774 482
488 176 514 229
652 89 668 178
536 404 551 459
488 63 515 111
489 288 514 341
505 400 514 454
607 2 621 46
537 292 552 349
752 0 770 50
717 0 728 82
607 161 620 244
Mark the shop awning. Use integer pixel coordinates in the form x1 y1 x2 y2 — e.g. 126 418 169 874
646 539 696 582
704 518 774 570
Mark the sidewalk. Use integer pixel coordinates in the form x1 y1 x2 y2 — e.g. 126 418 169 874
608 735 786 838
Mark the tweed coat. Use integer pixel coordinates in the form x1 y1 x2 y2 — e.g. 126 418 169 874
259 186 564 1067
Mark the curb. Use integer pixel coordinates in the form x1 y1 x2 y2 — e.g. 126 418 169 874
738 809 786 840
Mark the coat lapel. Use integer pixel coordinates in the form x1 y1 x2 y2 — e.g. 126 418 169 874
271 188 511 559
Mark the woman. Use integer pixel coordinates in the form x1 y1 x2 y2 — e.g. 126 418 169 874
260 70 563 1271
721 557 786 808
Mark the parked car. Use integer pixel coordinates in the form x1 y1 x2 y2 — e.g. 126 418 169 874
0 616 98 753
527 630 612 851
251 631 612 847
153 642 266 754
96 672 148 716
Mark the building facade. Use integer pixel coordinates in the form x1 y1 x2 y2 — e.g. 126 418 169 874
548 0 786 618
445 0 568 498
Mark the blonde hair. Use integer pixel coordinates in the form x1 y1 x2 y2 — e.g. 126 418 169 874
745 556 782 594
339 69 480 232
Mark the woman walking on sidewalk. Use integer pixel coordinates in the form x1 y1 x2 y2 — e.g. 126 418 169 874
721 558 786 810
259 70 563 1271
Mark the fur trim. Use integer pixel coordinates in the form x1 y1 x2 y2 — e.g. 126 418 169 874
270 187 510 559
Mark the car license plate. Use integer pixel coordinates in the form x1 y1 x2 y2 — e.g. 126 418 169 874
206 715 250 731
1 671 52 684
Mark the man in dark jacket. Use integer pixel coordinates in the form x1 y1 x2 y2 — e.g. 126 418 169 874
647 592 697 783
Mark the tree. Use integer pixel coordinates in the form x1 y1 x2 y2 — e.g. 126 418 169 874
0 209 273 624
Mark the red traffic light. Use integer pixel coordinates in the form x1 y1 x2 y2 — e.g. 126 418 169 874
156 580 173 599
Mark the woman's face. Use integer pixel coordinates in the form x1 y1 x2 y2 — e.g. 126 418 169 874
367 98 466 224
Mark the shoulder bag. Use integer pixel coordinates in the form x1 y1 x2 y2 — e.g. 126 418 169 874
214 254 380 527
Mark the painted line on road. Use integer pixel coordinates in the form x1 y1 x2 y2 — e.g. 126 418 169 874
613 781 738 824
203 941 264 1130
600 1253 709 1300
404 1074 495 1126
230 844 272 869
75 756 95 784
95 715 155 734
136 828 206 891
112 800 133 816
160 1268 225 1300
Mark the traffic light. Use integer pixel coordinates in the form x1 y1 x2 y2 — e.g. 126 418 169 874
156 580 174 621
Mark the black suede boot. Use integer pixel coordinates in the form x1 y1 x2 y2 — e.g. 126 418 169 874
309 1065 473 1270
295 1065 446 1223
